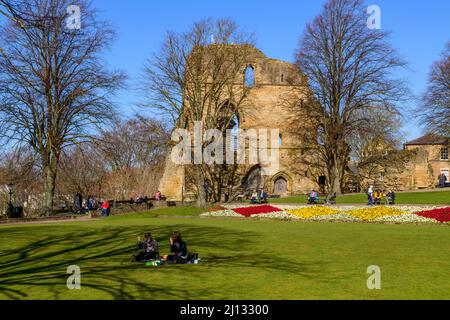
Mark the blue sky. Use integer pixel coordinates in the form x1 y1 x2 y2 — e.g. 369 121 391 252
93 0 450 141
5 0 450 141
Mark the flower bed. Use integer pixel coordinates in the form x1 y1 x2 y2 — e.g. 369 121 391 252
232 205 282 217
201 204 450 225
200 210 243 218
346 207 406 221
373 214 439 224
286 206 340 220
250 211 298 220
308 213 361 222
414 207 450 223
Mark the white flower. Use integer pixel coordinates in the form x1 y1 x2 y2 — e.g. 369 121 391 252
200 210 243 217
250 211 299 220
396 206 445 214
374 214 439 224
308 213 361 222
271 204 310 210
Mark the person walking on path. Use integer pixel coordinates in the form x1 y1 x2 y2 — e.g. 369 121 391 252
101 199 110 217
367 186 374 206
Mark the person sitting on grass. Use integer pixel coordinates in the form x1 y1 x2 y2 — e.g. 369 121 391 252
162 231 188 264
132 232 159 262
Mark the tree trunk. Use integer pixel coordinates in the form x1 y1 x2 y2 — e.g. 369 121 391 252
43 151 59 215
330 156 343 196
194 165 206 208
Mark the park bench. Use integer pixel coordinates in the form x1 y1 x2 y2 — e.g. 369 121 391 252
314 197 327 205
308 194 336 205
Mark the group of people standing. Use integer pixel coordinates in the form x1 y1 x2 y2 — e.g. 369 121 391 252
72 190 165 217
73 193 110 216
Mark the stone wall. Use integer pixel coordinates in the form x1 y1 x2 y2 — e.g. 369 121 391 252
404 144 449 189
159 46 320 200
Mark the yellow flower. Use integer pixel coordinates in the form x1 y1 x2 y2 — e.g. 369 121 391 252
346 207 406 221
287 207 340 219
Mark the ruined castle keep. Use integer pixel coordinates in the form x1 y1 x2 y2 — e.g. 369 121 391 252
158 45 319 201
158 45 450 201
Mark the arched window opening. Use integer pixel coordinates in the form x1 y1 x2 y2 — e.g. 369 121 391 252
244 65 255 88
243 165 264 193
230 113 239 151
281 74 284 83
278 134 283 147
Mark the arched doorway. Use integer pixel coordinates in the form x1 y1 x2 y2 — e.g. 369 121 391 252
273 176 288 196
243 166 264 193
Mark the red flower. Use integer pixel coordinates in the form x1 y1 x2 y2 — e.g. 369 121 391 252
232 205 282 217
414 207 450 223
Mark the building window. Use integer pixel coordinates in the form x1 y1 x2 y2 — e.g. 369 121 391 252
441 148 449 160
279 134 282 147
281 74 284 83
244 65 255 88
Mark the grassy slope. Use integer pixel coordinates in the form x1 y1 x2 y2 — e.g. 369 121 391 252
1 212 449 300
270 190 450 205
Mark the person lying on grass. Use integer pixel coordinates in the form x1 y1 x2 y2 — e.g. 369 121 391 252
131 232 159 262
162 231 188 264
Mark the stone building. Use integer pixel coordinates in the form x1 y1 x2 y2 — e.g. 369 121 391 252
158 45 449 201
158 46 321 201
403 134 449 189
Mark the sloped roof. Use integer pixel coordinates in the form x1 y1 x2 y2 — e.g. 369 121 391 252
405 134 449 146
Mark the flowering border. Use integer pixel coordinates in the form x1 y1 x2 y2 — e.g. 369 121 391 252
202 205 450 225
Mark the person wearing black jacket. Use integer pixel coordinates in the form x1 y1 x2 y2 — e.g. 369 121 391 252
163 231 188 264
132 232 159 262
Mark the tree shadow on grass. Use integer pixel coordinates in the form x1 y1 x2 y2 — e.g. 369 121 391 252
0 223 326 300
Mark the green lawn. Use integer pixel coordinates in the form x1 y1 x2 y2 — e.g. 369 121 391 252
270 190 450 205
1 210 450 300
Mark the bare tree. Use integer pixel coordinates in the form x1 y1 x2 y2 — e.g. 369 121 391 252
0 147 41 215
295 0 409 194
0 1 26 25
349 110 413 189
418 41 450 136
98 116 169 200
143 18 255 206
57 144 106 200
0 0 125 214
99 116 168 170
